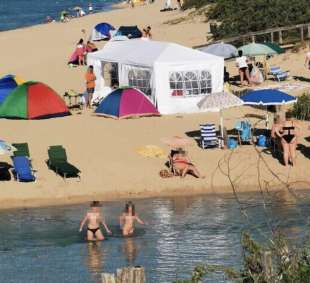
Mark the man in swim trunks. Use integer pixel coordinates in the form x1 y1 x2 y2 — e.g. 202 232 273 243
79 201 112 241
119 201 145 237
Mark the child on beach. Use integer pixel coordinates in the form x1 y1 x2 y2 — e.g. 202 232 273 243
119 202 146 236
79 201 112 241
85 65 96 108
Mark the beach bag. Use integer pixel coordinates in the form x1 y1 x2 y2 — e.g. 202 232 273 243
228 138 238 149
257 135 267 147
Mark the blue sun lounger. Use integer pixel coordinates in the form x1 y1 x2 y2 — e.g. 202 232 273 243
12 156 36 182
269 66 289 81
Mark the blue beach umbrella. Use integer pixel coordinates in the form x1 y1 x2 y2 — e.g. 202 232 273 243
241 89 297 105
241 89 297 128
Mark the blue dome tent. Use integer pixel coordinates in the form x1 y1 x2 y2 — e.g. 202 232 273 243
91 23 115 41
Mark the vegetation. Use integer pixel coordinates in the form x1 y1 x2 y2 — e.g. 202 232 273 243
175 232 310 283
182 0 310 39
292 93 310 121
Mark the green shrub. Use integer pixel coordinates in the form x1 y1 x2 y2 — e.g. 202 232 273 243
292 93 310 121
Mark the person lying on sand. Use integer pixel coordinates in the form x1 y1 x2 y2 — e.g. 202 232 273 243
120 201 145 236
79 201 112 241
171 148 205 178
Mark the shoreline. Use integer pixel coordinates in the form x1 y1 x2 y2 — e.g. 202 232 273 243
0 181 308 211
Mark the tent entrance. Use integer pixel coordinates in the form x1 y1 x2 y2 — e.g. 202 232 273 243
102 62 119 87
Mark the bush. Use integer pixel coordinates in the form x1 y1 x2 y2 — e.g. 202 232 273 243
182 0 310 40
292 93 310 121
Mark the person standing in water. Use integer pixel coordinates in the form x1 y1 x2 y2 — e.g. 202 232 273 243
79 201 112 241
120 202 145 236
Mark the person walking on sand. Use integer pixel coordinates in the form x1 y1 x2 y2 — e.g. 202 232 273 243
79 201 112 241
304 46 310 69
236 50 251 86
120 202 145 236
85 65 96 108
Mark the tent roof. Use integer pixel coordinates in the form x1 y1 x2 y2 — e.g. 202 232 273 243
88 39 223 67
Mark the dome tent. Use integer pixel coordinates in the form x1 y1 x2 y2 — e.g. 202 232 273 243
0 74 24 104
0 81 70 119
91 22 115 41
95 88 159 119
116 26 142 39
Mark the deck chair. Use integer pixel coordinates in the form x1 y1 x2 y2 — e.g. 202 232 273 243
47 145 81 179
11 156 36 182
200 124 218 149
12 143 30 157
268 66 289 81
235 120 252 144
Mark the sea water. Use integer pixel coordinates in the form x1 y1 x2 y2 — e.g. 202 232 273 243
0 0 120 32
0 191 310 283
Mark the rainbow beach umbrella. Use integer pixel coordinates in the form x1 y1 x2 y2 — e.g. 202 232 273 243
0 81 70 119
95 88 159 119
0 74 24 105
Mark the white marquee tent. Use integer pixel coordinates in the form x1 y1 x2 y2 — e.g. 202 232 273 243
87 40 224 114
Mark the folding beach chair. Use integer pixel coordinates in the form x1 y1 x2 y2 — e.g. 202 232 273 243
268 66 289 82
12 143 30 157
47 145 81 180
235 120 252 144
200 124 218 149
11 156 36 182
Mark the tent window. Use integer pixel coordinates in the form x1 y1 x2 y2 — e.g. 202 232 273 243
200 71 212 94
128 69 151 97
169 70 212 97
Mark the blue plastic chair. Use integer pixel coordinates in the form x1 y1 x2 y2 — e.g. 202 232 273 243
269 66 289 81
12 156 36 182
235 120 252 144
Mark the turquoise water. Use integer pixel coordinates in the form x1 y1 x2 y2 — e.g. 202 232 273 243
0 192 310 282
0 0 119 32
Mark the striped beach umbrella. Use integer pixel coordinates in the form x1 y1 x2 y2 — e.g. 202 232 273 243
0 81 70 119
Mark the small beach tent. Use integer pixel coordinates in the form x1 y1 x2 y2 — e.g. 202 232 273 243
0 82 70 119
91 23 115 41
0 74 24 104
87 40 224 114
116 26 142 39
95 88 159 118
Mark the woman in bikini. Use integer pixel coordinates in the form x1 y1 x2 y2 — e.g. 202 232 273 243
171 148 205 178
119 202 145 237
276 112 301 166
79 201 112 241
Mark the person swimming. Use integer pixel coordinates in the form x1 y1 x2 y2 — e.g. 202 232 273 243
119 201 145 236
79 201 112 241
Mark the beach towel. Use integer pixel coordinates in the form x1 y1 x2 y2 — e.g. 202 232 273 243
135 145 166 158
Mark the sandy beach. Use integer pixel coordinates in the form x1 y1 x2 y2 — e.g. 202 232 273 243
1 0 310 210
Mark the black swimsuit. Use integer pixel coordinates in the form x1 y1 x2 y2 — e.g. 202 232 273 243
281 126 295 143
87 227 100 235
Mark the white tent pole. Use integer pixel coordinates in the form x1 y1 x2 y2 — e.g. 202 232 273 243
220 109 224 138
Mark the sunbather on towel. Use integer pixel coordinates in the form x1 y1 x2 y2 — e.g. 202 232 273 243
171 148 205 178
79 201 112 241
119 201 146 237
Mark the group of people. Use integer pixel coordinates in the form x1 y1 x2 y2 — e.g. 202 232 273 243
272 112 301 167
75 38 98 66
79 201 145 241
235 50 264 86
